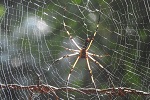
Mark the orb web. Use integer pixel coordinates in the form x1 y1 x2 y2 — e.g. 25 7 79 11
0 0 149 99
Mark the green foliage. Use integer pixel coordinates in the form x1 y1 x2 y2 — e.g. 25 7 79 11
0 4 5 17
71 0 82 5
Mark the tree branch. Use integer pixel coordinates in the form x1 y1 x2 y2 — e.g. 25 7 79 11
0 84 149 96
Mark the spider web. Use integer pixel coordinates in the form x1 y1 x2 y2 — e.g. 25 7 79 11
0 0 150 99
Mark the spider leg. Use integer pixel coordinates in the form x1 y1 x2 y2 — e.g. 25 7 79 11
88 52 110 58
89 55 117 89
66 56 80 86
48 53 79 70
62 47 80 53
86 57 96 87
63 21 81 50
88 55 114 78
87 15 100 50
86 57 100 99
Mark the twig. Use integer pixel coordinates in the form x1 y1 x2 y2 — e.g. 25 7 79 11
0 84 149 96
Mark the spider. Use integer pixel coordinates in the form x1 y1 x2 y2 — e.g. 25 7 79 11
48 14 112 90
